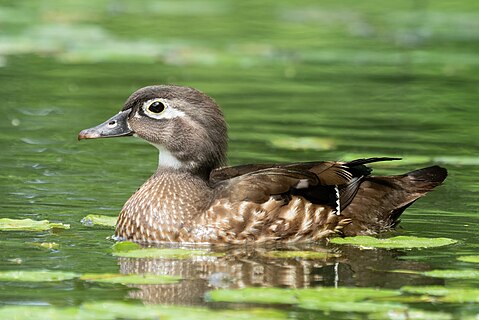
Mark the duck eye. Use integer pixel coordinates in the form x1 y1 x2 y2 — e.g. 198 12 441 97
147 101 165 114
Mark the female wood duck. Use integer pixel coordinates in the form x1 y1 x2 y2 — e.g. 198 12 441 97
78 85 447 244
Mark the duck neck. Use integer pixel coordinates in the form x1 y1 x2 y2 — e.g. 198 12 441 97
156 145 184 170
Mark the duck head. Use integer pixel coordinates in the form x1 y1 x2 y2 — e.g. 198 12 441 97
78 85 228 178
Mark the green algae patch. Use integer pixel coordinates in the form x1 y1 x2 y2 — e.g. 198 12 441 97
264 250 338 259
81 214 117 228
330 236 457 249
111 241 141 252
29 242 59 250
80 273 181 285
0 302 288 320
457 255 479 263
0 218 70 231
0 270 79 282
270 136 335 151
113 248 224 259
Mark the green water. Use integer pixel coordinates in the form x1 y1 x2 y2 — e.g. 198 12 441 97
0 0 478 318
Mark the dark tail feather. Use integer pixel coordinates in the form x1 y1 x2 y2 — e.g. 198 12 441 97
345 157 402 167
406 165 448 189
341 165 447 236
387 165 447 225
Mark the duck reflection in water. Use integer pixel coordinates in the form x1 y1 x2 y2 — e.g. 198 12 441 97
117 243 442 305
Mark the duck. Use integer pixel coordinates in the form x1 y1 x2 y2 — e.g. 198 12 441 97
78 85 447 244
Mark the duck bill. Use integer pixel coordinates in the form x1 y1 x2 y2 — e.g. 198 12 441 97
78 109 133 140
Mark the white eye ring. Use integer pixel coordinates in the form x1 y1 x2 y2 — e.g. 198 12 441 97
143 98 169 116
141 98 185 120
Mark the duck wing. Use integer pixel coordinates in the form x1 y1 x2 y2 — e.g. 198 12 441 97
200 158 446 242
210 157 401 209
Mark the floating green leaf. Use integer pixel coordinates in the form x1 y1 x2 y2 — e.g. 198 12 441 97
28 242 59 250
264 250 338 259
208 287 401 311
423 269 479 279
402 286 479 303
270 136 335 151
393 269 479 280
369 309 453 320
299 287 401 302
457 255 479 263
0 306 79 320
0 270 79 282
80 273 181 285
330 236 457 249
0 302 288 320
401 285 452 296
113 248 224 259
299 300 406 313
207 288 297 305
111 241 141 252
0 218 70 231
81 214 117 228
297 288 402 313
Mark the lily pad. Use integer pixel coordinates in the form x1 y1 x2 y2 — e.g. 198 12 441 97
207 287 401 310
0 306 79 320
81 214 117 228
270 136 335 151
402 286 479 303
393 269 479 280
113 248 224 259
401 285 452 296
0 270 79 282
264 250 338 259
0 302 288 320
29 242 59 250
207 287 297 305
369 309 452 320
80 273 181 285
423 269 479 279
330 236 457 249
111 241 141 252
457 255 479 263
299 300 406 313
0 218 70 231
207 286 455 315
297 287 402 313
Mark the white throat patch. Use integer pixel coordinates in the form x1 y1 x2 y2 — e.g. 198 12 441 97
153 144 184 169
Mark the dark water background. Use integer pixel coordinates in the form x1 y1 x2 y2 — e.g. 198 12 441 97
0 0 478 318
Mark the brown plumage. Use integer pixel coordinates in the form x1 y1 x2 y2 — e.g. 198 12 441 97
78 85 447 244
